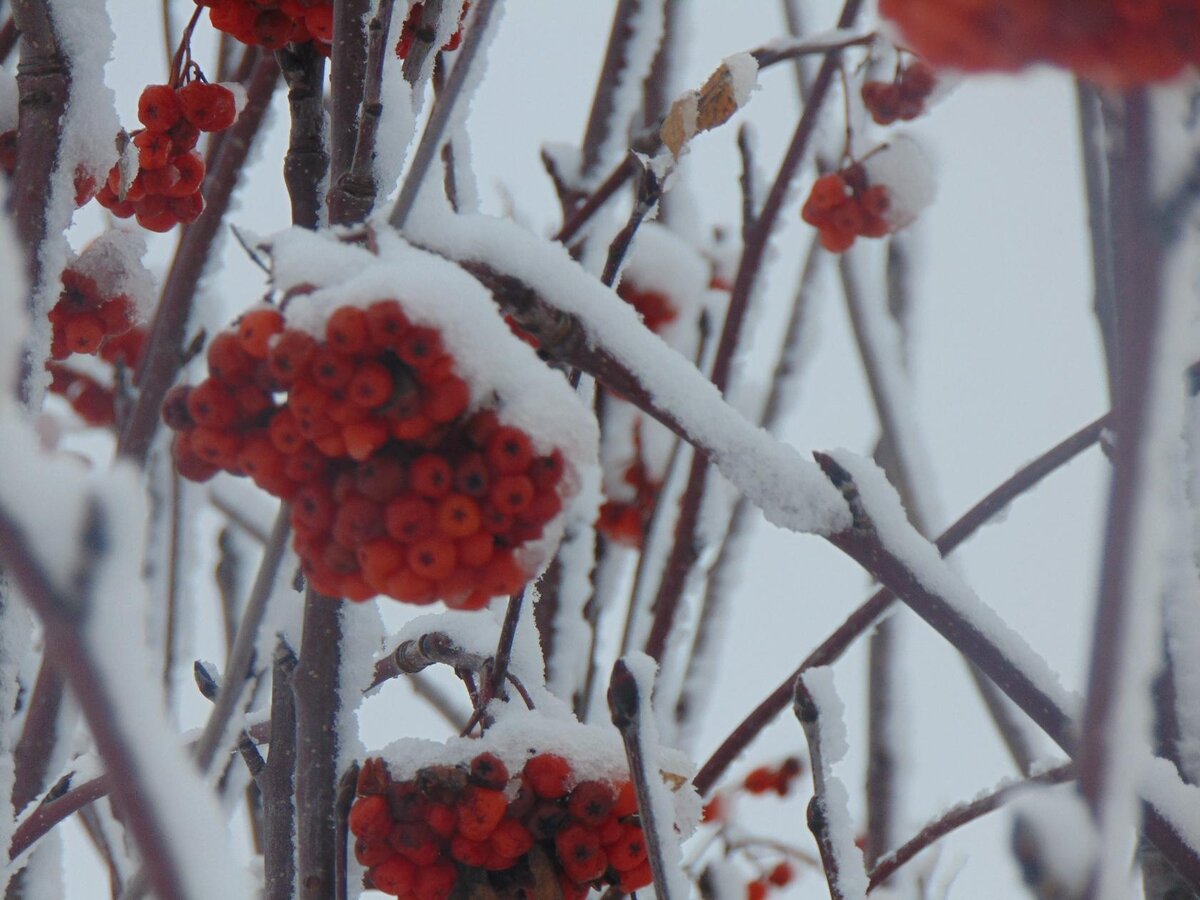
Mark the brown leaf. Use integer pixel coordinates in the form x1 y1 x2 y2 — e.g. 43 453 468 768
696 63 739 133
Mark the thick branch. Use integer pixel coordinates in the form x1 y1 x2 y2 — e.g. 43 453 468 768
294 588 345 900
278 42 329 229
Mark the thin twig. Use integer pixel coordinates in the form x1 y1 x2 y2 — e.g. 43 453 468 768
262 642 298 900
9 774 110 861
334 763 359 900
10 662 64 814
794 675 865 900
600 161 663 287
692 412 1108 797
0 17 18 66
868 764 1075 891
194 507 292 771
488 590 526 699
389 0 498 230
118 51 280 465
609 659 680 900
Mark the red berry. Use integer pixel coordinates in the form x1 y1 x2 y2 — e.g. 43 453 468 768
608 823 648 872
568 780 615 826
178 81 238 132
237 309 285 359
411 453 453 498
524 754 571 800
385 497 435 543
486 426 535 475
456 786 507 841
349 795 392 842
469 753 509 790
138 84 182 131
369 855 416 895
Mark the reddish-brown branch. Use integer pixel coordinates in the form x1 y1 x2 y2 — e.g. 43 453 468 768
294 587 345 900
262 642 298 900
692 412 1108 797
9 774 110 861
328 0 370 203
328 0 396 225
278 42 329 229
867 764 1076 892
6 0 68 300
118 51 280 466
10 662 64 814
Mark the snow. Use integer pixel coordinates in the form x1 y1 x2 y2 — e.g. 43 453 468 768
621 652 697 900
724 52 759 108
372 10 417 205
407 209 851 535
0 188 28 400
69 229 156 318
862 136 937 231
801 667 867 900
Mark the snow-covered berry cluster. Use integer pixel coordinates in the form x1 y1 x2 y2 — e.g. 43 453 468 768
350 752 654 900
95 81 238 232
861 62 936 126
195 0 333 52
49 269 138 361
396 1 469 60
880 0 1200 86
164 297 571 606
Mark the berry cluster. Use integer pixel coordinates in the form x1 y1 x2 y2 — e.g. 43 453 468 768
45 329 147 427
746 862 796 900
700 757 805 825
596 426 659 548
49 268 139 361
95 81 237 232
396 2 469 60
801 164 892 254
880 0 1200 86
617 281 678 335
350 752 653 900
164 301 568 606
861 62 936 125
195 0 333 52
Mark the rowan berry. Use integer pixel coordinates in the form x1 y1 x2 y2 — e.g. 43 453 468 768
293 483 335 532
178 81 238 132
556 824 606 884
369 855 416 895
612 781 638 818
133 129 174 169
524 754 571 800
354 838 391 868
607 824 648 871
769 861 794 887
413 861 458 900
407 536 457 581
342 419 390 461
486 426 534 475
457 531 495 568
237 309 285 359
456 786 508 841
411 453 454 498
618 860 654 892
747 879 769 900
137 84 182 131
568 781 615 826
349 795 392 842
450 834 491 867
469 753 509 791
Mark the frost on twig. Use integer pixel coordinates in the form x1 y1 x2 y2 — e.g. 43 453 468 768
794 668 868 900
609 655 693 900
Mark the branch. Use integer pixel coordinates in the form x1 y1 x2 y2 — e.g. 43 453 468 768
294 587 345 899
692 412 1108 796
867 764 1075 892
328 0 396 225
389 0 498 230
10 662 64 813
328 0 370 204
6 0 68 298
118 51 281 465
0 17 18 67
277 41 329 229
794 671 869 900
262 642 298 900
9 773 110 861
193 506 292 772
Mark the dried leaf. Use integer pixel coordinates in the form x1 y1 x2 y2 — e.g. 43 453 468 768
696 63 740 132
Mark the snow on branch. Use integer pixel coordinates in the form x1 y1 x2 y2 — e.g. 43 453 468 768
794 668 869 900
410 211 850 536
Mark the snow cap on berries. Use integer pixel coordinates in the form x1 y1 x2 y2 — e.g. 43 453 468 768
862 135 936 229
